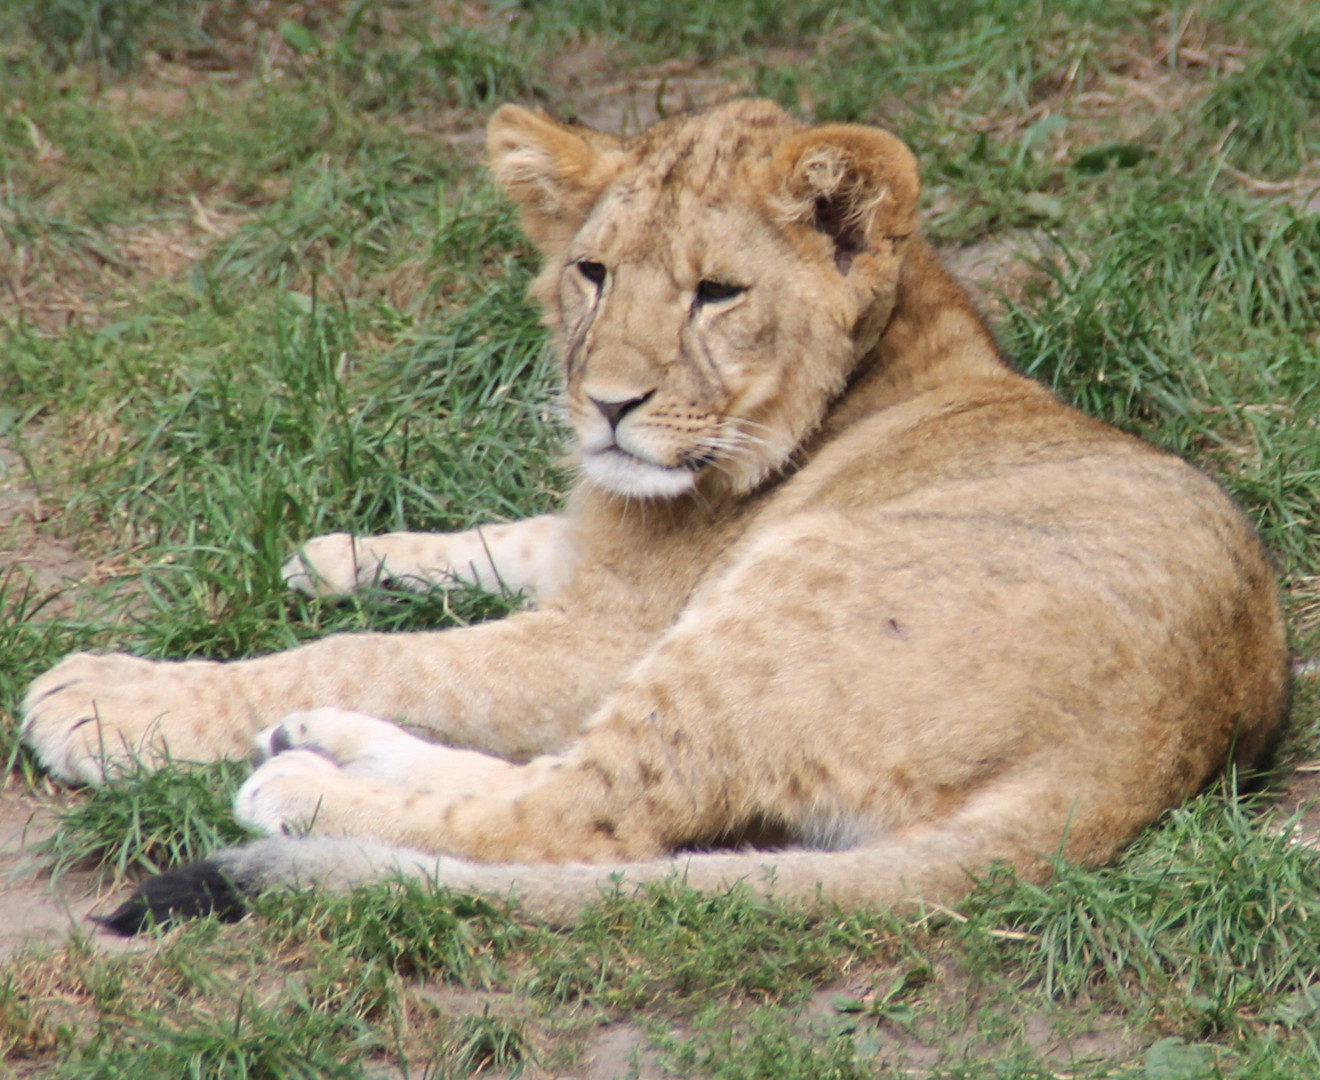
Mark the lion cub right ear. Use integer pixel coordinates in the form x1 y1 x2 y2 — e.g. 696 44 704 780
487 105 625 253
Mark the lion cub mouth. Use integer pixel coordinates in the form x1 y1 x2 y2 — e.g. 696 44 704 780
582 443 700 499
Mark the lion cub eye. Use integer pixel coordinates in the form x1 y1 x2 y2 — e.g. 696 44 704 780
576 260 607 287
695 279 745 305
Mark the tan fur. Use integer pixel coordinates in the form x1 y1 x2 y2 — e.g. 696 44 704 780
22 101 1289 921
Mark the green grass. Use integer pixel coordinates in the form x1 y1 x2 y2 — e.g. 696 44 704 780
35 759 252 880
12 0 202 71
1202 27 1320 179
960 787 1320 1024
1 0 1319 1076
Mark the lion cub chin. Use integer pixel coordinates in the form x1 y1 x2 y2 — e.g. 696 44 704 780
23 99 1288 932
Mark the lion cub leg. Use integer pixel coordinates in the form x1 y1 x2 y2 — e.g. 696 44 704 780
231 636 849 861
231 694 681 859
22 603 648 784
282 514 572 602
236 708 517 836
229 539 916 862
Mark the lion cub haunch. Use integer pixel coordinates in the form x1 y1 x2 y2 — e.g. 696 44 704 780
26 101 1289 928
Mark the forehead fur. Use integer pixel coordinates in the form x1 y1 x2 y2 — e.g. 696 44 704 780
575 101 805 267
618 100 803 193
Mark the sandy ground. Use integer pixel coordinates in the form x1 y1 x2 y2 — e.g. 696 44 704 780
0 791 144 959
0 438 122 958
0 438 89 619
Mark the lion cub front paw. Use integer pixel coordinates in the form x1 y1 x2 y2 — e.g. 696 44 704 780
22 652 247 784
281 534 379 597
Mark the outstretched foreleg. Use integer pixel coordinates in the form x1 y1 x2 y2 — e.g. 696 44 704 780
282 514 573 603
22 607 649 783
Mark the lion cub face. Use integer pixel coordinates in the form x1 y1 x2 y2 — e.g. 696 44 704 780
558 189 807 499
488 100 921 499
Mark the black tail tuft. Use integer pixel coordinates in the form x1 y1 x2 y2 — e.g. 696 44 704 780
94 859 248 936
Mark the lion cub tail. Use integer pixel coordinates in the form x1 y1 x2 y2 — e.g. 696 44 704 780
97 826 1048 934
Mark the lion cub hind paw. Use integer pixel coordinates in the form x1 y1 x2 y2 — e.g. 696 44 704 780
256 708 434 782
234 750 343 836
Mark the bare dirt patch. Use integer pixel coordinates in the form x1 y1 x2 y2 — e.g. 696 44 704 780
564 63 742 138
938 230 1045 318
1291 576 1320 643
0 204 245 331
1276 748 1320 851
0 791 136 960
0 438 94 619
580 1023 658 1079
806 967 1142 1073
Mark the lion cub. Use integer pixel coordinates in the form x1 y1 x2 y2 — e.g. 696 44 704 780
22 100 1288 928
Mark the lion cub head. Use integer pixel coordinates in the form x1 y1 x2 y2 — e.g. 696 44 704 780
487 100 919 499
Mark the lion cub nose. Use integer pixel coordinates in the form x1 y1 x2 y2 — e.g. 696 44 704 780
587 389 655 431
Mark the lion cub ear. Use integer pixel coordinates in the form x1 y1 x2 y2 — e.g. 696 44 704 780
487 105 625 253
770 124 920 276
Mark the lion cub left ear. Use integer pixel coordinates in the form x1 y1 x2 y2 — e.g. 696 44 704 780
770 124 920 276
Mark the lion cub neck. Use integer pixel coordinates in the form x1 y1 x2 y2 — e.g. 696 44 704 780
813 234 1014 443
